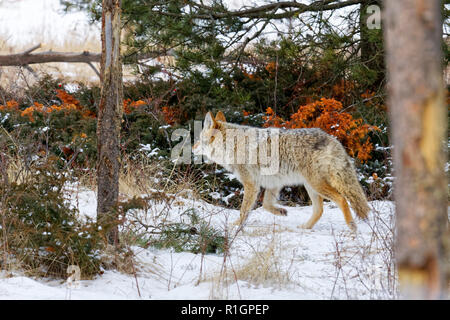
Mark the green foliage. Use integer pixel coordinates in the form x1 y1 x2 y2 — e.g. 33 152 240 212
60 0 391 126
147 208 226 254
0 162 103 278
0 103 97 169
116 194 226 254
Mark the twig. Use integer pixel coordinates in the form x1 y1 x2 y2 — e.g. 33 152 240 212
63 148 81 170
23 65 38 79
20 43 41 55
131 257 142 298
86 62 101 78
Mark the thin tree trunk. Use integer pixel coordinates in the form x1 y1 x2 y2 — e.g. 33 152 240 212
97 0 123 246
384 0 449 299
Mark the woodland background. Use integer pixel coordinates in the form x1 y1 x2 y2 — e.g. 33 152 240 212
0 0 448 299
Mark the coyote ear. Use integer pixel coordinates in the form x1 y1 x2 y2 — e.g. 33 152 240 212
204 111 216 128
215 111 226 122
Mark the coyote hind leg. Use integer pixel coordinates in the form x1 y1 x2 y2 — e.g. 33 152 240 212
300 184 324 229
263 188 287 216
309 181 356 231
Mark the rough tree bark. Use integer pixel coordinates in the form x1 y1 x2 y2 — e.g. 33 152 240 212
384 0 449 299
97 0 123 246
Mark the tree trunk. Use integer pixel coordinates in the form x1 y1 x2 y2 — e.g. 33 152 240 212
384 0 449 299
97 0 123 246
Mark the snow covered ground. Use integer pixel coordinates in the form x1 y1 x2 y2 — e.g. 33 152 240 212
0 186 397 300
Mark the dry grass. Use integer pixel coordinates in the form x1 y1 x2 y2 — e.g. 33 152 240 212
4 155 30 186
207 225 296 299
231 240 293 288
77 154 200 201
329 202 398 299
119 155 168 198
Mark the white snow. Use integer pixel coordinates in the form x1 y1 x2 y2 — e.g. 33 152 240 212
0 186 397 300
138 145 160 158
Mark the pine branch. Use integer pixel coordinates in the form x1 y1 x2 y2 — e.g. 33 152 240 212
156 0 363 20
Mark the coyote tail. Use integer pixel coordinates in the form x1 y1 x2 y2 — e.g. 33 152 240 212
344 186 370 220
337 172 370 220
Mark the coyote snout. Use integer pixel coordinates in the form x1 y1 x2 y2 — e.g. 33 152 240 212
195 111 370 231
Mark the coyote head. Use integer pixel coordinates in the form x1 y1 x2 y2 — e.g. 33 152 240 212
192 111 226 163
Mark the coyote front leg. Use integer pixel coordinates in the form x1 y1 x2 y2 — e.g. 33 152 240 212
234 182 259 226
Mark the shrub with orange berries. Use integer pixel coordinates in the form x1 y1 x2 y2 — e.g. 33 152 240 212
123 98 147 114
0 100 19 111
263 98 380 162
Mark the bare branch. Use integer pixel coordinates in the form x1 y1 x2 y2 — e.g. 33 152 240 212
22 65 38 79
0 46 169 67
86 61 101 77
0 50 101 66
20 43 42 55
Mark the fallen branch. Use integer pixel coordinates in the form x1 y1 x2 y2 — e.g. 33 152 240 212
0 44 261 76
0 48 101 66
0 43 168 68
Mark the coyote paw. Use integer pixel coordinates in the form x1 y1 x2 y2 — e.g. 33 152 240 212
275 208 287 216
265 207 287 216
299 223 313 230
232 219 242 226
348 221 357 233
360 216 369 222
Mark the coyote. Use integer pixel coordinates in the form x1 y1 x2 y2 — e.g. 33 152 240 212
192 111 370 231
